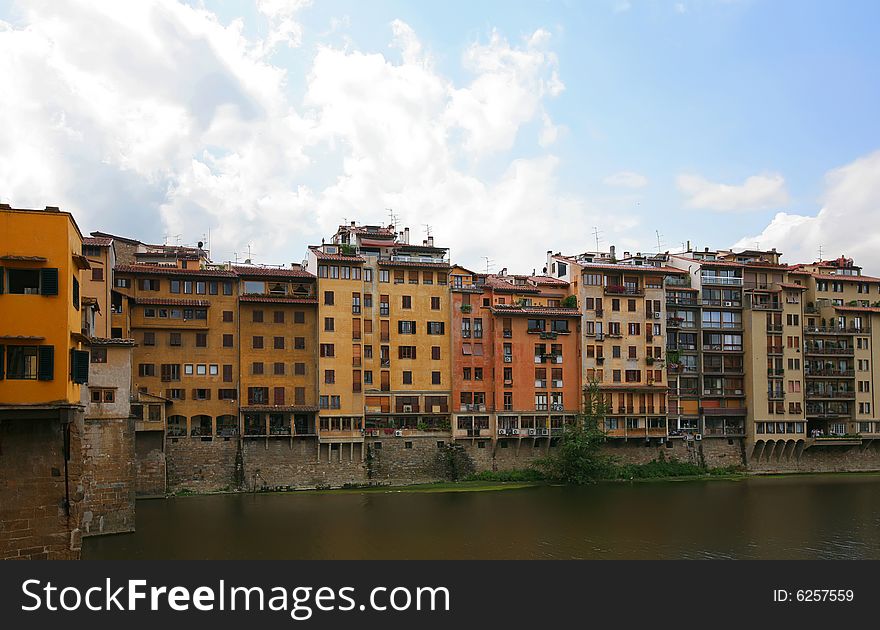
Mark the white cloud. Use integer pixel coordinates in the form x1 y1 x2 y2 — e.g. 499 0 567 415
0 0 615 271
613 1 632 13
604 171 648 189
677 172 789 212
735 151 880 267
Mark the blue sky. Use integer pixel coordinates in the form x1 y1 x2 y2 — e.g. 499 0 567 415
2 0 880 269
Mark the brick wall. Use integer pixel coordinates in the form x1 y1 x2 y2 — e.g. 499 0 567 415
601 438 745 469
135 431 166 497
166 436 239 493
0 413 84 560
81 417 135 536
493 438 552 471
367 436 450 484
749 440 880 473
242 438 367 490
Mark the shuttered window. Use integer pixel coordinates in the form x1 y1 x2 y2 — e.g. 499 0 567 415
0 345 4 379
69 348 87 383
0 267 4 294
39 346 55 380
40 268 59 296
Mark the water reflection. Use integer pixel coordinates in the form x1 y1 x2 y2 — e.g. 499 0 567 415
83 475 880 560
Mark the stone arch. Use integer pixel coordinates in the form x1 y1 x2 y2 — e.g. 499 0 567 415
167 414 187 437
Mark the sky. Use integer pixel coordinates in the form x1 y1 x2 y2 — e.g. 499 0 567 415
1 0 880 273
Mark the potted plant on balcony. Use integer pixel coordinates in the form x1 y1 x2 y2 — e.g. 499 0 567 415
646 356 655 365
460 304 472 313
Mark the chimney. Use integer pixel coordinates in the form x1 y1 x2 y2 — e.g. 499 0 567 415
427 236 434 247
624 251 630 259
404 227 410 244
705 247 709 253
609 245 616 258
686 240 691 252
350 221 355 226
500 267 507 276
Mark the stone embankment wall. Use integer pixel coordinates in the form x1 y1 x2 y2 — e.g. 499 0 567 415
80 417 135 536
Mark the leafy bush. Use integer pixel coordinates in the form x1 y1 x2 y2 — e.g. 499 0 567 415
465 469 545 482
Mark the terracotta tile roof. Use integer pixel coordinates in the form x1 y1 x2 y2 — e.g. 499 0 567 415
308 247 366 263
833 305 880 313
83 236 113 247
115 264 237 278
232 265 315 279
490 305 581 317
777 282 807 290
239 295 318 304
89 337 136 346
527 275 570 286
377 259 450 269
580 262 687 275
812 273 880 284
135 297 211 307
483 276 541 294
395 243 448 253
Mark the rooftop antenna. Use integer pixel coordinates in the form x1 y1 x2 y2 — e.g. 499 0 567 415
592 227 603 252
655 230 665 253
818 244 824 261
247 243 254 262
482 256 494 274
387 208 398 230
233 251 240 264
422 223 432 238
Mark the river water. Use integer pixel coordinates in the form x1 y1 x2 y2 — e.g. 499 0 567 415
83 475 880 560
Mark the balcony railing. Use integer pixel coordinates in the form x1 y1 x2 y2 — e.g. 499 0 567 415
805 390 856 399
805 326 871 335
604 285 644 296
766 324 783 332
805 346 854 356
805 369 855 378
665 276 691 287
750 302 782 311
701 275 743 286
767 345 784 354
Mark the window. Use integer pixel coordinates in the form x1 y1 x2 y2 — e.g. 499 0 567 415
252 336 264 349
90 388 115 403
274 362 285 375
196 333 207 348
169 332 182 347
324 291 334 305
295 337 306 349
138 363 155 377
431 296 441 310
325 370 335 384
403 371 413 385
6 269 42 294
294 311 305 324
432 346 441 360
222 334 234 348
379 270 389 283
274 336 285 350
160 364 181 382
209 364 218 376
253 310 264 323
399 346 417 359
398 320 416 334
252 362 264 376
432 371 441 385
196 364 207 376
89 347 107 364
320 343 335 357
402 295 412 309
5 345 41 379
427 322 445 335
222 310 233 322
324 317 335 332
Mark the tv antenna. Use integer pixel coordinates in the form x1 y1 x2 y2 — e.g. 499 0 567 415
387 208 399 230
482 256 494 274
592 226 603 252
818 244 824 261
655 230 665 253
423 223 432 238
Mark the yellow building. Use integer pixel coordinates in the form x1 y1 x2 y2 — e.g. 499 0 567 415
236 264 319 439
307 223 452 451
113 262 240 439
0 204 91 406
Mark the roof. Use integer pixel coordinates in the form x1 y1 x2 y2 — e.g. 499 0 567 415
89 337 136 347
777 282 807 290
0 254 48 262
115 264 237 278
91 231 142 245
232 265 314 279
134 297 211 307
812 273 880 284
83 237 113 247
239 295 318 305
834 305 880 314
395 243 448 253
579 262 687 275
377 259 450 269
309 246 366 263
528 275 570 287
490 305 581 317
483 276 541 294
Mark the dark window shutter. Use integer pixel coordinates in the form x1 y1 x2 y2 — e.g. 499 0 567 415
38 346 55 381
0 266 4 294
72 276 79 309
412 347 417 360
40 268 59 296
192 388 197 399
70 349 88 383
0 345 4 379
248 388 254 405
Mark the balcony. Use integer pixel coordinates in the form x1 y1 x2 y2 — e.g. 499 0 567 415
666 296 698 306
805 346 854 356
703 344 743 352
766 345 783 354
805 369 854 378
701 275 743 286
604 285 644 296
767 391 785 400
750 302 782 311
766 324 783 333
767 368 785 376
665 276 691 288
805 390 856 400
805 326 871 335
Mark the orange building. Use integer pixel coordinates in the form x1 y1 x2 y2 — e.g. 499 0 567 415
450 267 581 443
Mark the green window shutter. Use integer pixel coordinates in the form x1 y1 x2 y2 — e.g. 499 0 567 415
73 276 80 309
70 349 89 384
0 266 4 294
40 268 59 295
38 345 55 381
0 345 5 379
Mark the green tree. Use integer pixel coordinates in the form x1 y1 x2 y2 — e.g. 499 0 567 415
536 378 614 483
561 295 578 308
